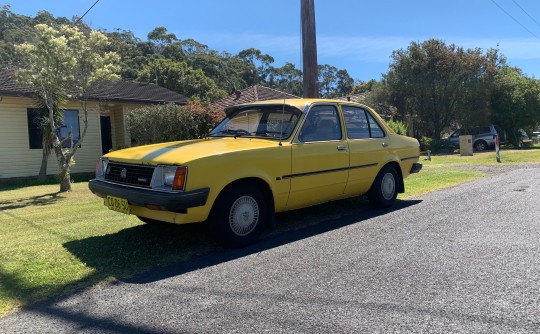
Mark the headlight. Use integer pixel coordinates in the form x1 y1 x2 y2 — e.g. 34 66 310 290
153 165 187 191
162 166 178 186
95 158 109 179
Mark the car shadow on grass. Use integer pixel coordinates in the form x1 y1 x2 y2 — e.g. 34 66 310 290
0 192 63 211
63 197 422 286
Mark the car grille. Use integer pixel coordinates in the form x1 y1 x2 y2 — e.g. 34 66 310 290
105 162 154 188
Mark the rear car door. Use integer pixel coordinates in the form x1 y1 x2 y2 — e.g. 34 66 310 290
341 105 390 196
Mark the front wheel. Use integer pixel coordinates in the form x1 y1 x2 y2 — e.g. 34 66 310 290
210 184 268 247
368 165 399 208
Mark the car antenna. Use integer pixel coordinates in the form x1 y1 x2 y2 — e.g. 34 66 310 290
279 99 286 146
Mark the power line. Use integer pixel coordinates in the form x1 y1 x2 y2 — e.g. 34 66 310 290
511 0 540 28
490 0 540 40
74 0 101 25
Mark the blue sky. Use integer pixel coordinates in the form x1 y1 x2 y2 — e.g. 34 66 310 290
8 0 540 82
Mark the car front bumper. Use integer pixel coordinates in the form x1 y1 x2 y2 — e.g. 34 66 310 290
88 179 209 213
410 162 423 174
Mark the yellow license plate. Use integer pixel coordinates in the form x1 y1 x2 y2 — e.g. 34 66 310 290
105 195 130 214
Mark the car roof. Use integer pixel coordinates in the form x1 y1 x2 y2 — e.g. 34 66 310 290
229 98 369 112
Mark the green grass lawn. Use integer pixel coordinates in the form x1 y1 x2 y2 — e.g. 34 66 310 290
401 165 485 198
0 182 217 316
1 148 539 316
426 148 540 165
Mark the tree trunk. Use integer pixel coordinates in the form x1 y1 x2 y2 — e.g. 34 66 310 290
59 170 71 192
38 146 49 182
52 136 72 193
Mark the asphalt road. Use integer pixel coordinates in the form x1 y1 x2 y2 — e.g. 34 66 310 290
2 166 540 333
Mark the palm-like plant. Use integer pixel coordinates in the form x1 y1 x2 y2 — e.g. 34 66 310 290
34 91 65 182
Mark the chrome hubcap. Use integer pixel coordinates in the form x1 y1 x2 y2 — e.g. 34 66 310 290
381 172 396 200
229 196 259 236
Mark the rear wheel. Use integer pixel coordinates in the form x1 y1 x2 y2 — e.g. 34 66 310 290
368 165 399 208
210 184 268 247
474 140 488 151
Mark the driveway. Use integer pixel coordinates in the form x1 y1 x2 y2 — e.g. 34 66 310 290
1 166 540 333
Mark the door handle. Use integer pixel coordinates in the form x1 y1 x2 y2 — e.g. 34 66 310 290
382 142 389 147
337 145 347 151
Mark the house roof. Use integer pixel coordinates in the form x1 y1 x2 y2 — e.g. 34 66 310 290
337 93 368 104
338 93 394 119
0 69 188 105
210 85 299 112
88 81 188 104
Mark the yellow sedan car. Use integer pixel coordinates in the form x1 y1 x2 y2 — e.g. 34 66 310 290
89 98 421 246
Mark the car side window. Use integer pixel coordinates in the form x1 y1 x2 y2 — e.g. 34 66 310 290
343 106 385 139
298 105 341 142
367 112 385 138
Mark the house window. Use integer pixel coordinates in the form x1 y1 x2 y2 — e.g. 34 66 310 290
59 110 81 148
27 109 80 149
27 109 44 149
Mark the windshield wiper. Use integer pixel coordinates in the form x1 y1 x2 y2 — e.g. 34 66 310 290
254 130 286 138
218 129 251 138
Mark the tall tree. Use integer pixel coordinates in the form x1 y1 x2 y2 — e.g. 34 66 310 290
237 48 275 84
335 69 354 97
491 66 540 146
317 64 338 98
384 39 497 139
147 26 178 54
16 24 120 192
268 62 303 97
317 65 353 98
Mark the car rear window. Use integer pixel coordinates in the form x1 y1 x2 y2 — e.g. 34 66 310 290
471 126 491 135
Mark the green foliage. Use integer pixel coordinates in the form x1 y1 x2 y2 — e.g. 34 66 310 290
419 136 433 152
127 101 223 145
267 62 303 97
15 23 120 192
384 39 499 140
137 58 226 102
386 119 408 135
352 79 377 94
317 64 354 98
491 66 540 147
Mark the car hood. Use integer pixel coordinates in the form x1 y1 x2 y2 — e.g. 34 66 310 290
104 137 282 165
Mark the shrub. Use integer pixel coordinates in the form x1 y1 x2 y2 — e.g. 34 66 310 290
419 136 433 152
127 101 224 145
386 119 408 135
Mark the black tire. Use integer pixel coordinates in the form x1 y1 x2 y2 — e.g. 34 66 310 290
474 140 488 151
368 165 399 209
210 184 268 247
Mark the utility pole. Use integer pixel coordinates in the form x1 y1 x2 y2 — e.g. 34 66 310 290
301 0 318 98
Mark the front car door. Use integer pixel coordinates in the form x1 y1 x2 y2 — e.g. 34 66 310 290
286 104 349 209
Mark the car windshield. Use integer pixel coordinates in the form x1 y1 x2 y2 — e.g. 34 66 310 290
208 105 302 140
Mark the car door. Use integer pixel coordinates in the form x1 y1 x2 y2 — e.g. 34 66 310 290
287 104 349 209
341 105 390 196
